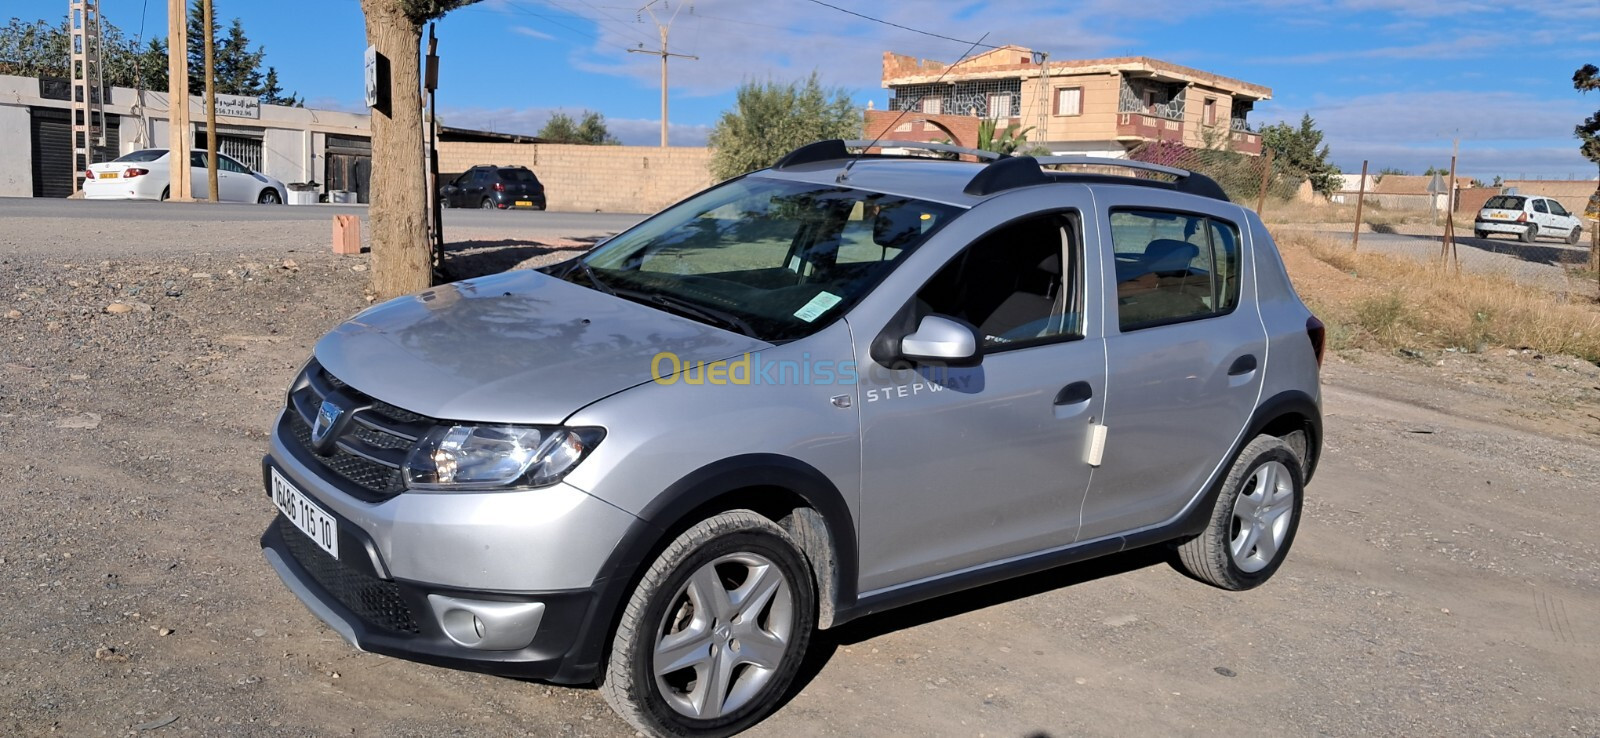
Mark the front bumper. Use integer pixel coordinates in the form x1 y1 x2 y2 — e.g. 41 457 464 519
1474 220 1527 234
261 515 605 682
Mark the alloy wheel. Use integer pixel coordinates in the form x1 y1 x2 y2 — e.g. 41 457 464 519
652 552 794 720
1228 460 1296 573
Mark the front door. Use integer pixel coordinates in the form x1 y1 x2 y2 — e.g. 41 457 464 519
1078 204 1267 541
856 209 1107 593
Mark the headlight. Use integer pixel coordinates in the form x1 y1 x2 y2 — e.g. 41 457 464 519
402 424 604 491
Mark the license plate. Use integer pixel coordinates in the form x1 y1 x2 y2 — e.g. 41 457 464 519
271 468 338 559
515 200 533 207
97 172 118 179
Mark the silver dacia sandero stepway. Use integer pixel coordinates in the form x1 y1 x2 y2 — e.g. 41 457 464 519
261 140 1324 737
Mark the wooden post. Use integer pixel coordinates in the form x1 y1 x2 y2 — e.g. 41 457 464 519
165 0 192 202
1442 154 1458 270
1351 159 1368 251
1256 147 1274 215
203 0 218 202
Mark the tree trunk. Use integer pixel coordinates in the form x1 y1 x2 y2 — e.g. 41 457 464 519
361 0 431 300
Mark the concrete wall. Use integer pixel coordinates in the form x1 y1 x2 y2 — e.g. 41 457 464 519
0 104 32 197
438 142 714 213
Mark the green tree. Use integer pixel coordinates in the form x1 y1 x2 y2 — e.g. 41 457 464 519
0 16 150 88
538 110 619 145
708 73 859 180
185 3 299 105
1259 114 1340 195
1576 64 1600 178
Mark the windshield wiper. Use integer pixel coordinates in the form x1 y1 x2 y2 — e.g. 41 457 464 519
646 294 759 339
570 261 615 296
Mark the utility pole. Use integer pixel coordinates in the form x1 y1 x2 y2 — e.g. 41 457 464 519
203 0 218 201
68 0 106 192
166 0 193 201
629 0 697 148
1351 159 1368 251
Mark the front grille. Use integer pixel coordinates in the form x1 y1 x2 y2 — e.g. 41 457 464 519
283 361 433 501
276 517 420 635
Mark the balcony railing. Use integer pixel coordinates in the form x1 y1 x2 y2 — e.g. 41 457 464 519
1230 117 1251 132
1118 84 1185 120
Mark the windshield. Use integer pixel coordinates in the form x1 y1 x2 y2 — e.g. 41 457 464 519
1483 195 1525 210
114 149 167 163
576 176 961 342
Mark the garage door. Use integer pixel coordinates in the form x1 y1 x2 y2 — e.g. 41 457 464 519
30 107 122 198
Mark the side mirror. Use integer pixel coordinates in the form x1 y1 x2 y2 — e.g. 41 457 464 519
900 315 981 366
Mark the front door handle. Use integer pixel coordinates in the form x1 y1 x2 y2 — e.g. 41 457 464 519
1055 381 1093 405
1228 354 1258 376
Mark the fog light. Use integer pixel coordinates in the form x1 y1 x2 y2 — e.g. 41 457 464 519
426 595 545 651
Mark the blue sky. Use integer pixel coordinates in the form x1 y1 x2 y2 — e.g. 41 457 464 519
12 0 1600 179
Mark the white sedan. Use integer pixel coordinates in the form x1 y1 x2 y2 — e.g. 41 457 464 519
82 149 289 204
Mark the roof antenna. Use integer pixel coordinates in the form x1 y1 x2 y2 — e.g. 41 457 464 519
838 32 991 184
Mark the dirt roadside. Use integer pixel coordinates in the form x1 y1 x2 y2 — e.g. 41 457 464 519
2 219 1598 737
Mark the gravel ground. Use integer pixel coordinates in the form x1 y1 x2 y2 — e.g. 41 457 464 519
2 211 1599 737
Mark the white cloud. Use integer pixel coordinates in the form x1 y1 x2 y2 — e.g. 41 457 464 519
1261 91 1597 179
511 26 554 42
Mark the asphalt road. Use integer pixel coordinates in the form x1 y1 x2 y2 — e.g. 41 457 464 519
0 196 645 233
1304 227 1594 292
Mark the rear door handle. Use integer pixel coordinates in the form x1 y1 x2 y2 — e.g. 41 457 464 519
1055 381 1093 405
1228 354 1258 376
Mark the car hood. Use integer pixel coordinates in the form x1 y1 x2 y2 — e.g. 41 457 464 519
314 270 769 424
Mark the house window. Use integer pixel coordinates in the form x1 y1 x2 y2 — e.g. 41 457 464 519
1203 98 1217 126
1055 87 1082 116
987 93 1013 119
922 97 942 115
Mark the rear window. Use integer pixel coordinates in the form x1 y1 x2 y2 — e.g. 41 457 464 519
114 149 167 163
498 168 538 182
1483 196 1525 210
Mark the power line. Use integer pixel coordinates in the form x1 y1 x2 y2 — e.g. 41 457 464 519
798 0 1001 50
536 0 658 46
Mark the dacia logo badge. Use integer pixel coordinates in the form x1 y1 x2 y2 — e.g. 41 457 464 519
311 399 344 450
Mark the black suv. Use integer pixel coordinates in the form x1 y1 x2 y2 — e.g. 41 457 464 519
440 165 547 210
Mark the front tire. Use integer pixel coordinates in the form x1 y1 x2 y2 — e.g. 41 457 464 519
1568 226 1582 245
1521 224 1538 243
258 189 282 204
1173 435 1304 591
601 511 815 738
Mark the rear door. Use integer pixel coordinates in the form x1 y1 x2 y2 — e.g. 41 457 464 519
1077 194 1266 542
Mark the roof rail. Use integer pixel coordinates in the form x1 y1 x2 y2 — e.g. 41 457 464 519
962 156 1231 202
772 139 1001 170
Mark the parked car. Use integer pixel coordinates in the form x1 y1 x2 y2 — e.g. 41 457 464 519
1474 194 1583 244
82 149 288 204
440 165 547 210
260 140 1323 737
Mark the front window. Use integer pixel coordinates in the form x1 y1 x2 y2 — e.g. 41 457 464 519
574 177 961 342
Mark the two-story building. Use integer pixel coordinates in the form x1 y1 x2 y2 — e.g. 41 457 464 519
864 46 1272 158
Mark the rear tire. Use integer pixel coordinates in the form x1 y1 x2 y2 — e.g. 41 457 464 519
1521 224 1538 243
480 198 496 210
601 511 815 738
1473 230 1488 240
1568 226 1582 245
159 186 170 201
1173 435 1304 591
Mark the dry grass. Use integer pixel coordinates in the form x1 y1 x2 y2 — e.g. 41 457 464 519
1276 232 1600 363
1262 201 1473 230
